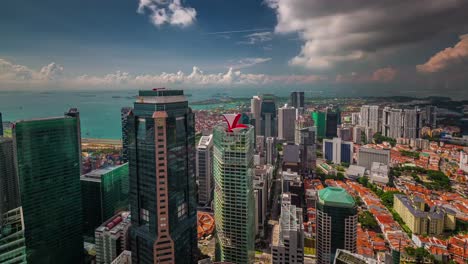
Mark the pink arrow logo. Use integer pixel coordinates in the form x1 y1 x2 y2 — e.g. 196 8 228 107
222 114 248 132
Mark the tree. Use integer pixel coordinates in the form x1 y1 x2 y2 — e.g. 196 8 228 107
336 172 345 181
359 211 379 230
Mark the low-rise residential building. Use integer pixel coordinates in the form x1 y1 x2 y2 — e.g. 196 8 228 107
345 165 366 180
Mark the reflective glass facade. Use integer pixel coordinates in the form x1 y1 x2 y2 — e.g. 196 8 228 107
0 137 20 220
13 115 83 263
128 90 197 264
213 124 255 264
81 163 129 238
312 112 326 138
0 207 26 263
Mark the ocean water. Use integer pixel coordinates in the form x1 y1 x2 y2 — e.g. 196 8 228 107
0 88 291 139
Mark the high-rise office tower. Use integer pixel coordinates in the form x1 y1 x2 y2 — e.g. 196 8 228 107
316 187 357 264
326 108 341 138
81 163 129 237
295 115 314 145
251 96 262 136
359 105 380 135
323 138 353 164
290 91 305 111
278 104 296 142
196 135 214 206
0 112 3 136
311 112 326 138
260 94 277 137
351 112 360 126
271 193 304 264
214 114 255 263
266 137 276 166
121 107 132 163
127 89 197 264
13 111 83 263
298 126 316 173
382 107 403 139
0 137 20 220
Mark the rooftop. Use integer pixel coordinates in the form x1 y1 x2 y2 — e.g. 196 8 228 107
81 163 128 182
318 187 355 208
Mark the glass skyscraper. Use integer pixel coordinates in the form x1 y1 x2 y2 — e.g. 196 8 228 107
316 187 357 264
213 119 255 264
0 137 19 219
260 94 277 138
312 112 326 138
81 163 129 238
13 111 83 263
127 90 197 264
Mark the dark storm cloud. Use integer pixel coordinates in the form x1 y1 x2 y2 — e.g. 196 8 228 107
267 0 468 69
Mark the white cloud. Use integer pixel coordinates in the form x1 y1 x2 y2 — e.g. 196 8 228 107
0 58 327 89
0 59 64 82
137 0 196 27
335 67 397 83
267 0 468 70
417 34 468 73
238 32 273 45
229 57 272 70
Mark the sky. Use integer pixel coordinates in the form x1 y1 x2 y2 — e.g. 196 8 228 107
1 0 468 97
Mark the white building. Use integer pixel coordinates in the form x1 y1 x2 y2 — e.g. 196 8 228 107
460 152 468 173
360 105 380 134
278 104 297 142
370 162 389 185
251 96 262 136
196 135 214 206
345 165 366 180
323 137 353 164
95 212 131 264
266 137 276 165
357 147 390 170
271 193 304 264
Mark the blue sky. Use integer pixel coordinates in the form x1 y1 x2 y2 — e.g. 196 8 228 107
1 0 468 97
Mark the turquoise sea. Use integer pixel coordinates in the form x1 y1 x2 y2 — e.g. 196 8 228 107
0 88 289 139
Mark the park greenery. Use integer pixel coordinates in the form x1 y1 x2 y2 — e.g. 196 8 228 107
399 150 420 159
373 132 396 147
392 166 451 191
358 211 379 230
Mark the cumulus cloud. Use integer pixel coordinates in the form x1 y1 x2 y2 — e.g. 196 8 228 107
335 67 397 83
137 0 196 27
0 59 64 82
267 0 468 70
229 57 272 70
0 58 326 89
417 34 468 73
238 32 273 45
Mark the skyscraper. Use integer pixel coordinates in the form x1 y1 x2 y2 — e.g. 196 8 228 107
359 105 380 134
260 94 277 137
251 96 262 136
403 108 422 139
382 107 403 139
214 114 255 263
0 207 27 263
127 89 197 264
298 126 316 173
196 134 214 206
290 91 304 110
121 107 132 163
311 112 326 138
325 108 340 138
278 104 296 142
13 111 83 263
0 112 3 136
0 137 19 220
423 105 437 128
95 211 131 264
316 187 357 264
266 137 276 166
81 163 129 237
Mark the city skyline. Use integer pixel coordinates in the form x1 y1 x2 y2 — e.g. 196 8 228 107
0 0 467 96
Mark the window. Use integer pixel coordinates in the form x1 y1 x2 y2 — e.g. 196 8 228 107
140 208 149 225
177 203 187 219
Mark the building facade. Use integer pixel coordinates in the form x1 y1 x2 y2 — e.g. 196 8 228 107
127 90 197 264
213 116 255 263
323 138 353 164
359 105 380 134
13 112 83 263
278 104 296 142
196 135 214 206
95 212 131 264
316 187 357 264
81 163 130 238
0 137 19 220
357 147 390 170
312 112 326 138
0 112 3 136
271 193 304 264
260 94 277 138
290 91 304 110
121 107 133 163
325 108 340 138
0 207 27 263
